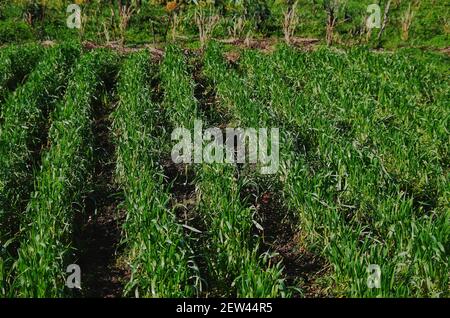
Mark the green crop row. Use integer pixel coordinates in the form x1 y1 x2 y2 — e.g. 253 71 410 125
159 46 206 294
113 52 197 298
0 44 80 297
160 46 199 131
0 44 80 235
10 50 118 298
0 44 43 106
239 45 449 297
199 43 288 297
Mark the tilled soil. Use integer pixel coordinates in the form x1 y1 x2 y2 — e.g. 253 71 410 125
74 93 129 298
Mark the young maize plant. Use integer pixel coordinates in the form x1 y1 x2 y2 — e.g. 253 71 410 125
241 45 449 297
199 43 288 297
114 52 196 298
0 44 80 297
0 44 43 106
12 50 118 298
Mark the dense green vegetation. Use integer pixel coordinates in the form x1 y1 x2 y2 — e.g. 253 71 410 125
0 0 448 49
0 44 79 236
0 23 447 297
0 44 80 297
0 44 43 107
239 44 449 297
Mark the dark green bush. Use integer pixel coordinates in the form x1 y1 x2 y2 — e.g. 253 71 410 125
0 20 34 44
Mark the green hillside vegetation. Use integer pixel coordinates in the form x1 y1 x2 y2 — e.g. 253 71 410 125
0 0 448 49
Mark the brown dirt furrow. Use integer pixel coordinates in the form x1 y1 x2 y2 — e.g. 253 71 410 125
74 91 128 298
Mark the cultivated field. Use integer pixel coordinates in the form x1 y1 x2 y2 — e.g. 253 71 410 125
0 42 448 298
